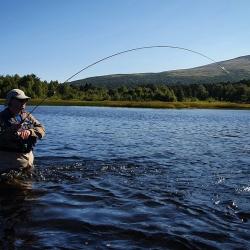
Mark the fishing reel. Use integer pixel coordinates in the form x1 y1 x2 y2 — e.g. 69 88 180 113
16 131 37 153
15 122 37 153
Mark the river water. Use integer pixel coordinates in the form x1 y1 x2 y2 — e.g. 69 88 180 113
0 106 249 249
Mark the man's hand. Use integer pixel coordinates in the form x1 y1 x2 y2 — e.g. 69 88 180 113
17 129 31 140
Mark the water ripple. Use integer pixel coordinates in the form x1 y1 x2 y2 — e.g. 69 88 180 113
0 107 250 249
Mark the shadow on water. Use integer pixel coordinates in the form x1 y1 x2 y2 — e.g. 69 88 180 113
0 156 249 249
0 171 42 249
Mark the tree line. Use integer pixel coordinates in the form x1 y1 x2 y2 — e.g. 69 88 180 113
0 74 250 103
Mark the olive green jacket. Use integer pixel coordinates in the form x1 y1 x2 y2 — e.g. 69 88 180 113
0 108 45 153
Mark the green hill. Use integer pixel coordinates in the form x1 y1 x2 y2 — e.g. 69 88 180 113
70 55 250 88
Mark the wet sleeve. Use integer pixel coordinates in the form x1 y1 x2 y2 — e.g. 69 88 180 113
27 113 46 139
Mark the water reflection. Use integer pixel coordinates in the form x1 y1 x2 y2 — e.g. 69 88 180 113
0 107 249 249
0 175 38 249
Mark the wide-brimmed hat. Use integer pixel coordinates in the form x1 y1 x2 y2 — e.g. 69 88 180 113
6 89 30 105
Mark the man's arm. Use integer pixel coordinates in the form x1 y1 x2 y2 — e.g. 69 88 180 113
26 113 45 139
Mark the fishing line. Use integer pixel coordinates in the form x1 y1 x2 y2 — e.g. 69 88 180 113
63 45 230 83
24 45 230 121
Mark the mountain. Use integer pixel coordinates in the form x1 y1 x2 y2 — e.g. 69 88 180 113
70 55 250 88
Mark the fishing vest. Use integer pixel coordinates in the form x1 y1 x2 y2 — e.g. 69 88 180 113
0 108 37 153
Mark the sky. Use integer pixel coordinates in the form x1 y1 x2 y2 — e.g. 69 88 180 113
0 0 249 82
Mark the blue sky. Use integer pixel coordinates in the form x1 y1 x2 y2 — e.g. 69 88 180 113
1 0 249 82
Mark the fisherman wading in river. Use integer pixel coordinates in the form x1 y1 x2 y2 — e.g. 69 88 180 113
0 89 45 174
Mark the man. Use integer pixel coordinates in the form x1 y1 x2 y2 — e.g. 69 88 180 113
0 89 45 173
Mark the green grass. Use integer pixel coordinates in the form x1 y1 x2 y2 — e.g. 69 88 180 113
0 99 250 109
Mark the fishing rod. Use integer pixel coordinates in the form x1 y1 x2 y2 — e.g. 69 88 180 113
63 45 230 83
23 45 230 122
25 90 56 119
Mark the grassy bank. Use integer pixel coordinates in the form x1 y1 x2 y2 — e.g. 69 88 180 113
0 99 250 109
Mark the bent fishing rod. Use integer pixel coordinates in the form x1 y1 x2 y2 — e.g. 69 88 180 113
22 45 230 123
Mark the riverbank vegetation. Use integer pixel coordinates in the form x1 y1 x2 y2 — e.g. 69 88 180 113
0 99 250 109
0 74 250 108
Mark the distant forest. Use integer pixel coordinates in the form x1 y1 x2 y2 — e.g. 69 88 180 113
0 74 250 103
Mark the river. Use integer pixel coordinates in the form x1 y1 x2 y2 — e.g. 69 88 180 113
0 106 249 249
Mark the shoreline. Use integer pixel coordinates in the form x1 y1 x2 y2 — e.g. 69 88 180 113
0 99 250 109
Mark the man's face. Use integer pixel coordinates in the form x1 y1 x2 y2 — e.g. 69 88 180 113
9 98 28 114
